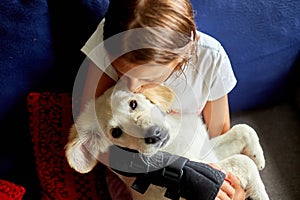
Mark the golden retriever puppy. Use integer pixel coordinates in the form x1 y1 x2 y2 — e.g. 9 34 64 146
65 85 269 200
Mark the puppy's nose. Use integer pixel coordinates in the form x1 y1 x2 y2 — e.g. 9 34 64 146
144 125 165 144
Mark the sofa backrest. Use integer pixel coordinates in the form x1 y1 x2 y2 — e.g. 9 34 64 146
191 0 300 112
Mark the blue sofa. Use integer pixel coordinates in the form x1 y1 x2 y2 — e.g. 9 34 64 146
1 0 299 199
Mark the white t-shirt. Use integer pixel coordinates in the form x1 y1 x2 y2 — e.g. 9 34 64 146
81 19 237 114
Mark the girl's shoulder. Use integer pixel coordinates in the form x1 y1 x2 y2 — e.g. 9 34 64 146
196 31 224 54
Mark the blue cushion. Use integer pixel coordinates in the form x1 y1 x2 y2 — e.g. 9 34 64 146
191 0 300 112
0 0 55 121
0 0 109 122
0 0 109 191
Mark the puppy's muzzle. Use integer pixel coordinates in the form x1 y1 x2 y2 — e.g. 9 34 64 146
144 125 169 145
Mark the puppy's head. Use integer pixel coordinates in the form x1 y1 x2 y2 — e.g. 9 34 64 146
107 85 175 153
65 85 175 173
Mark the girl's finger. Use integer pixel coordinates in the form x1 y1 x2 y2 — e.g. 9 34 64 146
216 189 231 200
222 178 235 198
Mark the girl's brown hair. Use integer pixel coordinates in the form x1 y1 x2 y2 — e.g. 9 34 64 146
103 0 197 69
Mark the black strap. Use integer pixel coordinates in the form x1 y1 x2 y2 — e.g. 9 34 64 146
131 175 152 194
109 145 226 200
163 155 189 200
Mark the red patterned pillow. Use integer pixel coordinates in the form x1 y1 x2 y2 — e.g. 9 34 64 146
0 179 25 200
27 92 112 200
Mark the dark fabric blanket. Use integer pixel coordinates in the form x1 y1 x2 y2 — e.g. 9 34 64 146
27 92 111 200
0 179 26 200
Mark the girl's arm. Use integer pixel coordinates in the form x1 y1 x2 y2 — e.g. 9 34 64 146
204 95 246 199
202 95 231 138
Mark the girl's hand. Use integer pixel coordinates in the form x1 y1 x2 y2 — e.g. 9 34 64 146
216 172 245 200
209 164 246 200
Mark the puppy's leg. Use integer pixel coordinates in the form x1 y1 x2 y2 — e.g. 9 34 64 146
216 155 269 200
211 124 265 170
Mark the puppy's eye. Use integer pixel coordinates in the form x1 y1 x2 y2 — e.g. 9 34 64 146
129 100 137 110
111 127 122 138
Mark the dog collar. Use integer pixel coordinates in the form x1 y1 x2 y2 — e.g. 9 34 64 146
116 145 139 153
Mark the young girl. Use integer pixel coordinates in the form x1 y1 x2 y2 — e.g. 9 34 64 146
79 0 245 199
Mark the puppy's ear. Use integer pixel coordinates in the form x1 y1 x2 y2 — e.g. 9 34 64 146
65 124 98 173
143 85 175 112
65 100 110 174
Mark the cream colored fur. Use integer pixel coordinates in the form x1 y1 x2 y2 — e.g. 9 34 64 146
65 85 269 200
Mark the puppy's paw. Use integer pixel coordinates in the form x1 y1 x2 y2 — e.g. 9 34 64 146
246 183 270 200
232 124 266 170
